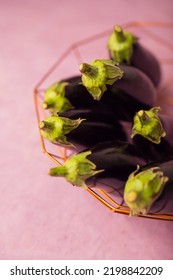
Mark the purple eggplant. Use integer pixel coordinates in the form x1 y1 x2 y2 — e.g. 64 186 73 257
39 114 127 149
43 77 149 122
79 59 157 106
132 135 172 162
68 121 127 148
107 25 162 87
42 75 99 113
124 158 173 216
42 75 135 120
131 107 173 161
49 140 148 189
58 107 125 127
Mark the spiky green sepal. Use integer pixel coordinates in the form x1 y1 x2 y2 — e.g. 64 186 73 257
107 25 137 64
131 107 166 144
124 166 168 216
39 114 84 146
79 59 123 100
43 81 73 113
49 151 104 188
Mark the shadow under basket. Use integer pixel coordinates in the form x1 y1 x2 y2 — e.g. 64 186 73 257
34 21 173 221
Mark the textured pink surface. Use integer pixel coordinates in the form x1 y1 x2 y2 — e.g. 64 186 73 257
1 0 173 260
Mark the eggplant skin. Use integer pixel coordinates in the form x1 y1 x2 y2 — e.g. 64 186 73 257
83 140 148 183
132 111 173 163
116 65 157 107
59 106 128 148
61 76 81 84
132 134 173 162
101 86 151 121
132 43 162 87
58 108 120 127
68 121 127 148
61 76 99 109
136 159 173 215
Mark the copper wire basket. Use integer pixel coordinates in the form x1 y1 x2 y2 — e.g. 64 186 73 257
34 21 173 221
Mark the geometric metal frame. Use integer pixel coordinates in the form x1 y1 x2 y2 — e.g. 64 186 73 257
34 21 173 221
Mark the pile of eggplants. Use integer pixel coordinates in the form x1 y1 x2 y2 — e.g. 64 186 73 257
39 25 173 217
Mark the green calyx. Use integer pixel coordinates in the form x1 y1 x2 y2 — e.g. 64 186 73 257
131 107 166 144
49 151 104 188
124 166 169 216
43 81 73 113
79 59 123 100
107 25 137 64
39 114 84 146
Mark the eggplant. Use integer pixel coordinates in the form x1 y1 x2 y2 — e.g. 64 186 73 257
131 107 173 161
39 115 83 146
58 107 124 126
42 75 100 113
132 43 161 87
124 158 173 216
56 81 152 122
39 115 127 148
42 75 129 120
58 105 135 128
68 121 127 148
79 59 157 106
132 135 173 162
107 25 162 87
49 140 148 190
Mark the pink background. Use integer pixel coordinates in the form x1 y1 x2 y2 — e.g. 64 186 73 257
1 0 173 260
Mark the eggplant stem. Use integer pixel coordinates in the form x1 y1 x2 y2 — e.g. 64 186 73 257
42 102 48 109
79 63 97 77
114 25 126 42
